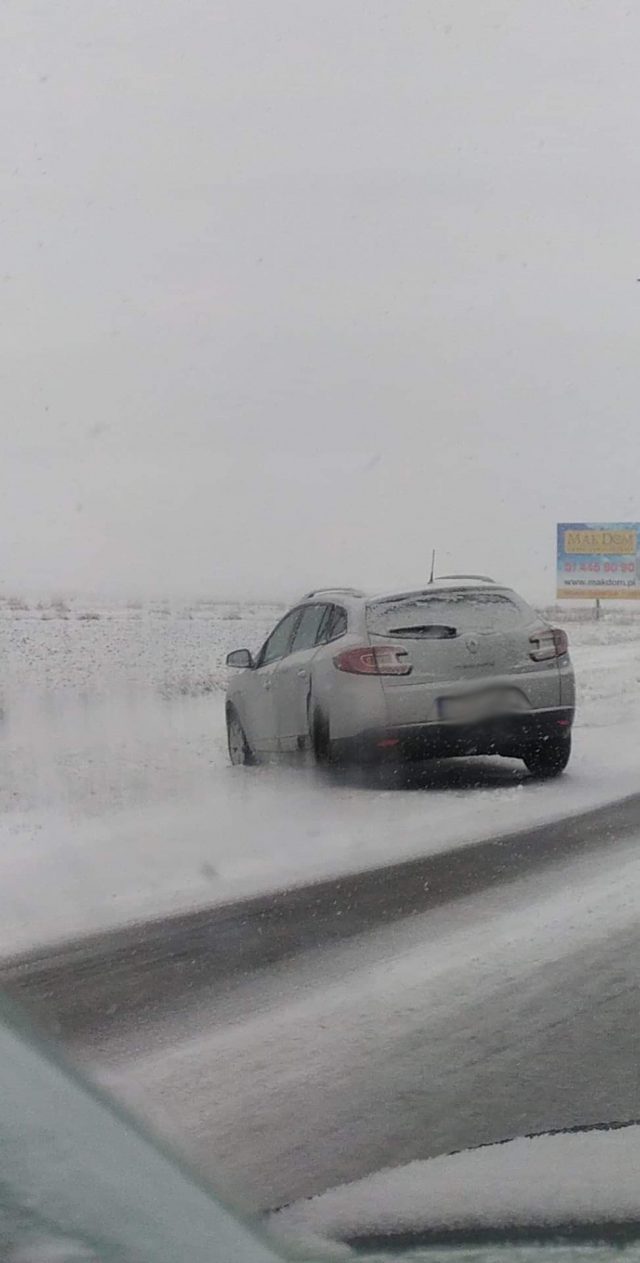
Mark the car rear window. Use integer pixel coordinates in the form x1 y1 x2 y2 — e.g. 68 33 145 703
366 590 526 636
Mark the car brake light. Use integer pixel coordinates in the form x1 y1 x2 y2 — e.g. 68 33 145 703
334 645 412 676
529 628 569 662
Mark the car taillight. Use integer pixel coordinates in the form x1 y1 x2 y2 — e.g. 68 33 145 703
333 645 412 676
529 628 569 662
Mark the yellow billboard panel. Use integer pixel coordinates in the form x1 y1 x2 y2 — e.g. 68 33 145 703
564 529 637 556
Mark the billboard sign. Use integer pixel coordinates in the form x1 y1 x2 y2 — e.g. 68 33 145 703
557 522 640 599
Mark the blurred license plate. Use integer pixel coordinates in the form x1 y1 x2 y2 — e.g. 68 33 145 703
438 689 523 723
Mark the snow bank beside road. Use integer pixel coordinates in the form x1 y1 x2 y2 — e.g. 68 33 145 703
0 604 638 955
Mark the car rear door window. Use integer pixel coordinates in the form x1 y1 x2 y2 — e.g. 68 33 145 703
290 604 329 653
259 610 301 666
318 604 347 643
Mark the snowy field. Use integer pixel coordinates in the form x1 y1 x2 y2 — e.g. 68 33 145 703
0 597 639 955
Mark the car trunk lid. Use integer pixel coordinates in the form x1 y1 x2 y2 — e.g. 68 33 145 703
366 588 551 710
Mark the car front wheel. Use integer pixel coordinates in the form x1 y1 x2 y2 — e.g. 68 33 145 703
226 708 255 767
524 733 571 778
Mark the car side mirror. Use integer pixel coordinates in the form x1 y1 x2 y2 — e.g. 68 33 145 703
226 648 254 669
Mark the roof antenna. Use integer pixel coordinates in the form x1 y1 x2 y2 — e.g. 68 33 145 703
429 548 436 584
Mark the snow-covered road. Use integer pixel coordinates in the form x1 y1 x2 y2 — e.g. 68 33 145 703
89 829 640 1213
3 601 639 1224
0 601 639 954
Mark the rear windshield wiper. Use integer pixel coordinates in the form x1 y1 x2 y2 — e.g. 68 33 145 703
386 624 458 639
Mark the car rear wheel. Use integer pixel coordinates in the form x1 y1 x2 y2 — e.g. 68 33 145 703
226 708 255 767
524 733 571 778
311 707 335 767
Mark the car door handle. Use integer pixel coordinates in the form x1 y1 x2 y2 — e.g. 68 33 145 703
297 669 307 678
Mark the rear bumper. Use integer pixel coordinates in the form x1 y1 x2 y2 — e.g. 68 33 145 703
332 708 575 765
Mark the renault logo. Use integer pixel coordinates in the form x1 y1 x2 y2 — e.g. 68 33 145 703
466 636 479 655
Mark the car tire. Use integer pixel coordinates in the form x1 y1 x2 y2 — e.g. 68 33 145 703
311 706 335 768
524 732 571 778
226 707 256 767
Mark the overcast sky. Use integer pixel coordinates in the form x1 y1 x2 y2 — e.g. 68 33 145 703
3 0 640 601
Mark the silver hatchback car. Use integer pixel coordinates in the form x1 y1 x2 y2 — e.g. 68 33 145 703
225 578 575 776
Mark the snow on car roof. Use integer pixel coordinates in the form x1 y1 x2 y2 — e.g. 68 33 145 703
369 581 510 604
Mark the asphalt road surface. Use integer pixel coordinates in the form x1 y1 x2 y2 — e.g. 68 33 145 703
62 823 640 1216
5 790 640 1041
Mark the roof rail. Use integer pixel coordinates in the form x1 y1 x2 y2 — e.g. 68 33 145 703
303 587 364 599
433 574 497 584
